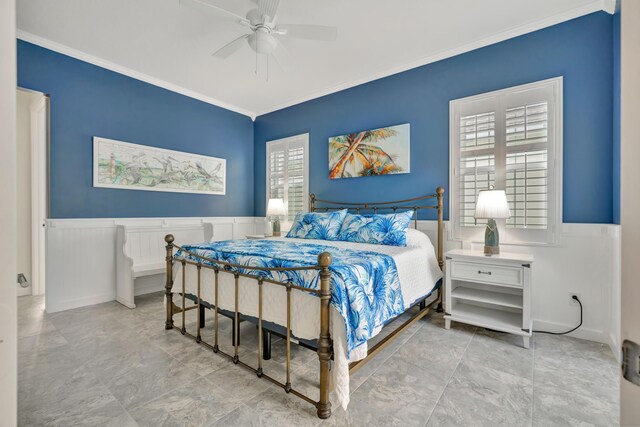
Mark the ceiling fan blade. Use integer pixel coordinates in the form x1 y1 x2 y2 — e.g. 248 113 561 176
258 0 280 22
277 24 337 41
180 0 247 23
212 34 249 58
272 39 293 71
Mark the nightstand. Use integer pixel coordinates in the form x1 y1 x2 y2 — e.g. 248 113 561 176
246 234 269 239
444 249 534 348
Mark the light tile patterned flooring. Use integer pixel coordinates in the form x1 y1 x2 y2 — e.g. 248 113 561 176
18 292 619 426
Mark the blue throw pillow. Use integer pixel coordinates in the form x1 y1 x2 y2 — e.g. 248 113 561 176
336 211 414 246
286 209 348 240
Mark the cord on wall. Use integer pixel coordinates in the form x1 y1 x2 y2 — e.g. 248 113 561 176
533 295 583 335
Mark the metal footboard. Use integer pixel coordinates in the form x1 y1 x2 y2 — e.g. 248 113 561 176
163 234 334 418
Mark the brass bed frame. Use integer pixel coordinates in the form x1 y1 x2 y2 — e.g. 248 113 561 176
163 187 444 419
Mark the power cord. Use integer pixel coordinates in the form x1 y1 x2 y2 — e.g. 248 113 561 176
533 295 583 335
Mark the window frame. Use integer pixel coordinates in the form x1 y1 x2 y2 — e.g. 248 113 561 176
449 77 563 246
265 133 310 224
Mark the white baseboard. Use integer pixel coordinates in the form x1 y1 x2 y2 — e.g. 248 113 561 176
17 286 31 297
608 332 621 363
47 292 115 313
532 319 607 345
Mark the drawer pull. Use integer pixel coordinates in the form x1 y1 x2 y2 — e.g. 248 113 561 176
477 270 492 275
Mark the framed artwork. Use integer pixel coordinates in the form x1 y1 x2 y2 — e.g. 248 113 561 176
93 137 226 195
328 123 410 179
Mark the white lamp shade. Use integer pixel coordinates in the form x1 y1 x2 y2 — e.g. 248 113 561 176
474 189 511 219
267 198 286 216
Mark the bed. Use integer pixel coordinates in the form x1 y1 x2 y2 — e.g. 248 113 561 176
162 188 445 419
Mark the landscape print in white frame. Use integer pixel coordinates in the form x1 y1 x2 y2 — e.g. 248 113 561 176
93 137 226 195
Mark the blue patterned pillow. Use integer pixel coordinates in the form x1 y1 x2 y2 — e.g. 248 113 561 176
286 209 348 240
336 211 414 246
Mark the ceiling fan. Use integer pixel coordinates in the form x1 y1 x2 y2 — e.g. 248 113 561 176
180 0 338 76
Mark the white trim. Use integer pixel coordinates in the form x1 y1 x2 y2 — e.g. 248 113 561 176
48 293 116 314
255 1 608 116
45 216 267 313
0 0 18 419
92 136 227 195
601 0 617 14
532 319 607 344
30 93 48 297
16 30 256 120
18 2 611 119
46 216 265 228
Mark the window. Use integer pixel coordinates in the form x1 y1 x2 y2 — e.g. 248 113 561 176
266 133 309 221
450 78 562 245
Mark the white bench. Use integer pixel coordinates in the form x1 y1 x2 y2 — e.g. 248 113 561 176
116 223 213 308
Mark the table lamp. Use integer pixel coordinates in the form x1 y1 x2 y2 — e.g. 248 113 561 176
267 198 286 237
474 188 511 255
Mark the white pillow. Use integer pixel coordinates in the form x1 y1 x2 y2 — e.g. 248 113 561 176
405 228 435 248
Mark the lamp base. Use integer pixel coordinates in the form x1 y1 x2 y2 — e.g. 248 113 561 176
484 219 500 256
272 218 281 237
484 245 500 255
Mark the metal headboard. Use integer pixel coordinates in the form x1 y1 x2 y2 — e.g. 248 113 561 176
309 187 445 269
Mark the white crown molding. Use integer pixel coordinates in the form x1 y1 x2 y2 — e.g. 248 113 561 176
601 0 618 14
18 0 612 120
255 0 609 117
17 30 257 120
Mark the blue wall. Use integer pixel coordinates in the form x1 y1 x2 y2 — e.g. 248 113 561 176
18 40 254 218
254 12 616 223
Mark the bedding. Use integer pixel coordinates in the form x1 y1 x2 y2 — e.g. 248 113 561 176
286 209 348 240
171 228 442 409
336 210 413 246
175 238 404 354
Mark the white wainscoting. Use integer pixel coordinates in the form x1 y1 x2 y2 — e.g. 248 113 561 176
416 221 621 356
45 217 267 313
45 217 620 356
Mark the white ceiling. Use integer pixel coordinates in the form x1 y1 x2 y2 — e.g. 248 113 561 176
17 0 613 118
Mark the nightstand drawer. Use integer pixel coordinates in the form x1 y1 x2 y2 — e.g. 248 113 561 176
450 261 523 288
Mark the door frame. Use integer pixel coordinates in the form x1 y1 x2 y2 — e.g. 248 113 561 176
28 91 49 297
0 0 18 422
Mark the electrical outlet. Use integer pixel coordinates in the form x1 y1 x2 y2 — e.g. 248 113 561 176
568 292 581 307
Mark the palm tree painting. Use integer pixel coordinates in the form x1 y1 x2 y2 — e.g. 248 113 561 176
329 123 410 179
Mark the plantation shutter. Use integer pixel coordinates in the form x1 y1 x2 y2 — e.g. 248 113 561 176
266 134 309 221
458 111 496 227
450 78 562 245
505 102 549 229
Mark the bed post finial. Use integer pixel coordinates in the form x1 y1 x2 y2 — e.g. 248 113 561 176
310 193 316 212
165 234 175 330
317 251 332 419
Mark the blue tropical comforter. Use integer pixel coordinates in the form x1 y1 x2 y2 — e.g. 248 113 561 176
174 239 405 355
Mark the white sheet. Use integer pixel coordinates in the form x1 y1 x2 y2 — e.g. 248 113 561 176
170 228 442 409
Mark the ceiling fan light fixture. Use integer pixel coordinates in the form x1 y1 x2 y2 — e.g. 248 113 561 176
248 30 277 55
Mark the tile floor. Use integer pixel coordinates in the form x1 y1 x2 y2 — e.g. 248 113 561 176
18 292 620 426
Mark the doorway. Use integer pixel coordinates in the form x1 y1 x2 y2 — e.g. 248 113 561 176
16 88 48 301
